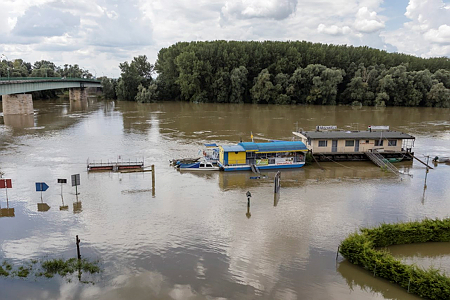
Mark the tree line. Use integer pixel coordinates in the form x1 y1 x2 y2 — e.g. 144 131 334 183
107 40 450 107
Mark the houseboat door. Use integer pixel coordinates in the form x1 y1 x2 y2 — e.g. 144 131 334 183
332 140 338 152
355 140 360 152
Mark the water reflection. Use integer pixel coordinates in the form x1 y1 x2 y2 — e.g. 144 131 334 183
337 260 421 300
37 202 51 212
73 195 82 214
3 114 34 129
0 207 15 217
70 99 89 111
1 101 450 300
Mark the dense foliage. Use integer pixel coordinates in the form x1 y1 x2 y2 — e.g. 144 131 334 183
0 58 93 99
150 40 450 107
339 218 450 299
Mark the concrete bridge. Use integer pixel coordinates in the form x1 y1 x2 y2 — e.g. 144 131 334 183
0 77 102 115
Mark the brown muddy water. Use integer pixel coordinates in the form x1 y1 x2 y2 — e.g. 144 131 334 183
1 99 450 299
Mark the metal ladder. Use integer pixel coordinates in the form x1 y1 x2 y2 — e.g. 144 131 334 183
365 151 401 175
250 164 260 174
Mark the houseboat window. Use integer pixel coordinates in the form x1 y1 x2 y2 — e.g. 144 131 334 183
375 140 383 146
388 140 397 146
345 140 354 147
318 140 327 147
366 140 369 143
307 139 311 146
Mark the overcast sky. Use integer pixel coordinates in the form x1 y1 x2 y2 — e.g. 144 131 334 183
1 0 449 77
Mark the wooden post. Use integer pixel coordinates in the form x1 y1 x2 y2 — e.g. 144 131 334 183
76 235 81 259
151 165 155 187
274 171 281 193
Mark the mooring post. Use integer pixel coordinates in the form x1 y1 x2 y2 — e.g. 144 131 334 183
76 235 81 260
336 246 340 260
151 164 155 187
274 171 281 193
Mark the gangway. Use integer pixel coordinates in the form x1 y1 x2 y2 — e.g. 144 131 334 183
365 151 401 175
250 164 260 174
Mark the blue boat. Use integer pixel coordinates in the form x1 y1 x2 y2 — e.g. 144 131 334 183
217 141 308 171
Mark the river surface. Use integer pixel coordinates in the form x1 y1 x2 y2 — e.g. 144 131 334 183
0 99 450 300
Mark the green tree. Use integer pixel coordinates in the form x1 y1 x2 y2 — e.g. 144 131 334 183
230 66 248 103
116 55 154 101
250 69 275 104
427 82 450 107
135 83 158 103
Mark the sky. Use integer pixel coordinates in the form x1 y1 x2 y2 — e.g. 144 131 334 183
0 0 449 78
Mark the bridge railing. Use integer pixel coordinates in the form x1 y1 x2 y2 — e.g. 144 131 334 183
0 77 101 83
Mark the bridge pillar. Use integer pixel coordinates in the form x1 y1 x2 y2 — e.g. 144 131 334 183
1 94 34 115
69 88 87 102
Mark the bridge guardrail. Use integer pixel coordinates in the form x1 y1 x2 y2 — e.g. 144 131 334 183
0 77 101 83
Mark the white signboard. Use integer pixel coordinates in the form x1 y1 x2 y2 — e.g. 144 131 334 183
316 125 337 130
368 125 389 131
275 157 294 165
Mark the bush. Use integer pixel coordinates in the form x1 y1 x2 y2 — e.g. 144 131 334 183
339 218 450 299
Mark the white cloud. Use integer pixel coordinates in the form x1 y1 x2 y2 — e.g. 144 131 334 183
381 0 450 58
354 7 385 33
0 0 448 77
221 0 298 21
317 24 352 36
424 24 450 44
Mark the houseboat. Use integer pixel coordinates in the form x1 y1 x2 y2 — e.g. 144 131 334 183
218 141 308 171
292 126 415 162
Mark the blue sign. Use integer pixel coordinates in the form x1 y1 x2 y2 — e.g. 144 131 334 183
35 182 49 192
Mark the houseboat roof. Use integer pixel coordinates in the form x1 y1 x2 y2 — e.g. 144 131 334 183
221 141 307 153
297 130 415 140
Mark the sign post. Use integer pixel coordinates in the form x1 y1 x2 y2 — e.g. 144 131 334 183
71 174 80 195
35 182 49 202
58 179 68 210
57 179 67 198
0 179 12 208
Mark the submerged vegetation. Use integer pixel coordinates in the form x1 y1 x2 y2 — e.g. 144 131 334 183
110 40 450 107
339 218 450 299
0 258 100 282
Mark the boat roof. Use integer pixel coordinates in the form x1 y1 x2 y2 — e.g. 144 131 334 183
204 143 218 148
298 130 415 140
221 141 307 152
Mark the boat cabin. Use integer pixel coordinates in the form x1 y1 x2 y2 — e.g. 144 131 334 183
218 141 308 171
293 128 415 155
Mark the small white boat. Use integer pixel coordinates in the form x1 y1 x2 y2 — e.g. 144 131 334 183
178 161 220 171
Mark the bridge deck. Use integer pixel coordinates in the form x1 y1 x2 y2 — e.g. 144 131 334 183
0 77 102 95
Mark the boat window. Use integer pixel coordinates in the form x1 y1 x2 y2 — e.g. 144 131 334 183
345 140 354 147
206 163 212 167
375 140 383 146
366 140 369 143
200 164 205 167
388 140 397 146
318 140 327 147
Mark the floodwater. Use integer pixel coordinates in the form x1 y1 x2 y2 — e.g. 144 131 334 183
0 99 450 300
